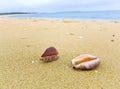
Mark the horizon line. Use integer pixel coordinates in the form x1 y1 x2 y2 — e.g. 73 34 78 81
0 9 120 14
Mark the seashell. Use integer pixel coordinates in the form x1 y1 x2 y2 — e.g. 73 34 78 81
71 54 100 70
41 47 59 62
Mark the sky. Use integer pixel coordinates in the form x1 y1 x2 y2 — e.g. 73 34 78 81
0 0 120 12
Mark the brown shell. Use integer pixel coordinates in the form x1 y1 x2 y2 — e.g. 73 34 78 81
41 47 58 57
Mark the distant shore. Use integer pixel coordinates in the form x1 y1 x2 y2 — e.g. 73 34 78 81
0 12 37 15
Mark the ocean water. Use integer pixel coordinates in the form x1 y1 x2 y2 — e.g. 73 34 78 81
10 10 120 20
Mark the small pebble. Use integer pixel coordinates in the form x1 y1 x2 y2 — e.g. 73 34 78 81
26 45 30 47
69 33 74 35
32 60 38 63
114 21 118 23
20 37 26 39
33 20 38 22
32 60 35 63
111 40 114 42
112 35 115 37
95 70 98 73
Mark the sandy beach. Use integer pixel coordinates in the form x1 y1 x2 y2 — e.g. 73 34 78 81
0 17 120 89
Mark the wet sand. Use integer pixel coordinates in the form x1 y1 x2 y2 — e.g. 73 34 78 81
0 17 120 89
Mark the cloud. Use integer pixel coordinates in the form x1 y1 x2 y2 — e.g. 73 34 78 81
0 0 120 12
15 0 53 6
33 0 120 12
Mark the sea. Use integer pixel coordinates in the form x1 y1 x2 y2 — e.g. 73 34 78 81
10 10 120 21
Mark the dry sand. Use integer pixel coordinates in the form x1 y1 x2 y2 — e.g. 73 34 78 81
0 17 120 89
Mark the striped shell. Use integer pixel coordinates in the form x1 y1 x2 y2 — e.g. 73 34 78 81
71 54 100 70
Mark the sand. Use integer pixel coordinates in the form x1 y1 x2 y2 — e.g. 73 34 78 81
0 17 120 89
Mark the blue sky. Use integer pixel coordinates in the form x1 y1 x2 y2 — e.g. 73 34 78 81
0 0 120 12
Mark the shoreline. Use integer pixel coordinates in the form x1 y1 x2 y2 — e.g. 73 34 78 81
1 16 120 23
1 13 120 21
